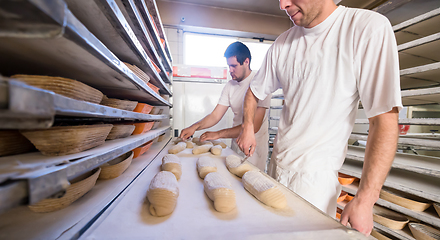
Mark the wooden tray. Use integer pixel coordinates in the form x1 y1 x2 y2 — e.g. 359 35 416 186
338 172 356 185
133 140 154 159
101 96 138 111
409 223 440 240
373 205 409 230
132 122 154 135
11 74 103 104
380 187 432 211
99 151 133 180
434 203 440 217
21 124 113 156
0 130 35 157
133 103 154 114
28 168 101 213
107 125 136 140
123 62 150 84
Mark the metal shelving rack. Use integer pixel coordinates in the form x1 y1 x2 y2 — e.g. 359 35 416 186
0 0 174 238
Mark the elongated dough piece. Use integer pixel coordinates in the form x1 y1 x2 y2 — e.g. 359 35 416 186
242 171 287 209
211 140 227 148
193 143 213 155
204 172 236 213
210 145 222 155
226 155 253 177
197 156 217 179
192 137 200 145
168 142 186 154
185 141 194 149
161 154 182 180
147 171 179 216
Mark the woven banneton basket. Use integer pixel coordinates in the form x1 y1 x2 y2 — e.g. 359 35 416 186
373 205 409 230
380 187 432 211
107 125 136 140
28 168 101 213
101 96 138 111
20 124 113 156
0 130 35 157
99 151 133 180
435 203 440 217
371 229 393 240
11 75 103 104
133 103 154 114
409 223 440 240
158 134 166 142
132 122 155 135
133 140 154 158
123 62 150 84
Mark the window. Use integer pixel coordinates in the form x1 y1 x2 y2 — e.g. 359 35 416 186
184 32 272 70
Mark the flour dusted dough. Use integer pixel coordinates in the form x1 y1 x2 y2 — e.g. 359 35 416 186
197 156 217 179
226 154 253 177
147 171 179 216
204 172 236 213
161 154 182 180
211 140 227 148
210 145 222 155
192 142 213 155
168 142 186 154
242 171 287 209
185 141 194 148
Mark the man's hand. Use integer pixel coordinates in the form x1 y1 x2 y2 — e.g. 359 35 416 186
180 126 196 140
340 195 374 236
236 125 256 156
200 131 220 142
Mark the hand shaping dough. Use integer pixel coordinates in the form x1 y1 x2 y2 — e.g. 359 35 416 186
210 145 222 155
226 154 253 177
193 142 213 155
197 156 217 179
161 154 182 180
211 140 227 148
204 172 236 213
242 171 287 209
147 171 179 216
168 142 186 154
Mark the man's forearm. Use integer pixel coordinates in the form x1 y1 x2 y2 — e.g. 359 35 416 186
217 125 242 139
357 108 399 204
242 88 259 129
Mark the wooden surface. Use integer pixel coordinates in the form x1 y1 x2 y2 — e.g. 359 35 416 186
81 140 368 240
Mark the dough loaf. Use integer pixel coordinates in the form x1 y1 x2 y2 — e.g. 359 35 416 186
168 142 186 154
197 156 217 179
161 154 182 180
226 154 253 177
210 145 222 155
242 171 287 209
192 143 213 155
147 171 179 216
211 140 227 148
204 172 236 213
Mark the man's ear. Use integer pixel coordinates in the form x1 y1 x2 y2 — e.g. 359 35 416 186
244 58 250 66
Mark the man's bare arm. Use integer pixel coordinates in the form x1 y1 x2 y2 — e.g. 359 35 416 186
236 88 259 156
180 104 229 140
341 107 399 236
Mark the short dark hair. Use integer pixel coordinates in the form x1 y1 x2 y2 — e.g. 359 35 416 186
224 41 251 66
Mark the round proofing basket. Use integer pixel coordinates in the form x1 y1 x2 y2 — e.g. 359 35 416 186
337 191 347 203
99 151 133 180
373 205 409 230
21 124 113 156
133 103 154 114
409 223 440 240
107 125 136 140
338 173 356 185
133 140 154 158
28 168 101 213
380 187 432 211
101 97 138 111
11 75 103 104
0 130 35 157
434 203 440 217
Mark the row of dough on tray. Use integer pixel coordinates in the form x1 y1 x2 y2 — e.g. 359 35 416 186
146 153 287 217
168 137 227 155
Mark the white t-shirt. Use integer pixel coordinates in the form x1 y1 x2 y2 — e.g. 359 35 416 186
250 6 402 173
219 71 271 170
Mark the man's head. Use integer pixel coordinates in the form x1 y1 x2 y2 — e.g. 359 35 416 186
224 41 252 82
279 0 337 28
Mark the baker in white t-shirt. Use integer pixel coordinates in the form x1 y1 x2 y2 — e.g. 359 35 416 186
180 42 271 171
237 0 402 236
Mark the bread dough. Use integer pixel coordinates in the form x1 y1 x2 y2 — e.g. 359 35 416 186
210 145 222 155
193 143 213 155
161 154 182 180
168 142 186 154
211 140 227 148
197 156 217 179
242 171 287 209
204 172 236 213
147 171 179 216
226 154 253 178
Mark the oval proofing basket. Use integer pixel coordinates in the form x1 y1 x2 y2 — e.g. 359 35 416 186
99 151 133 180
